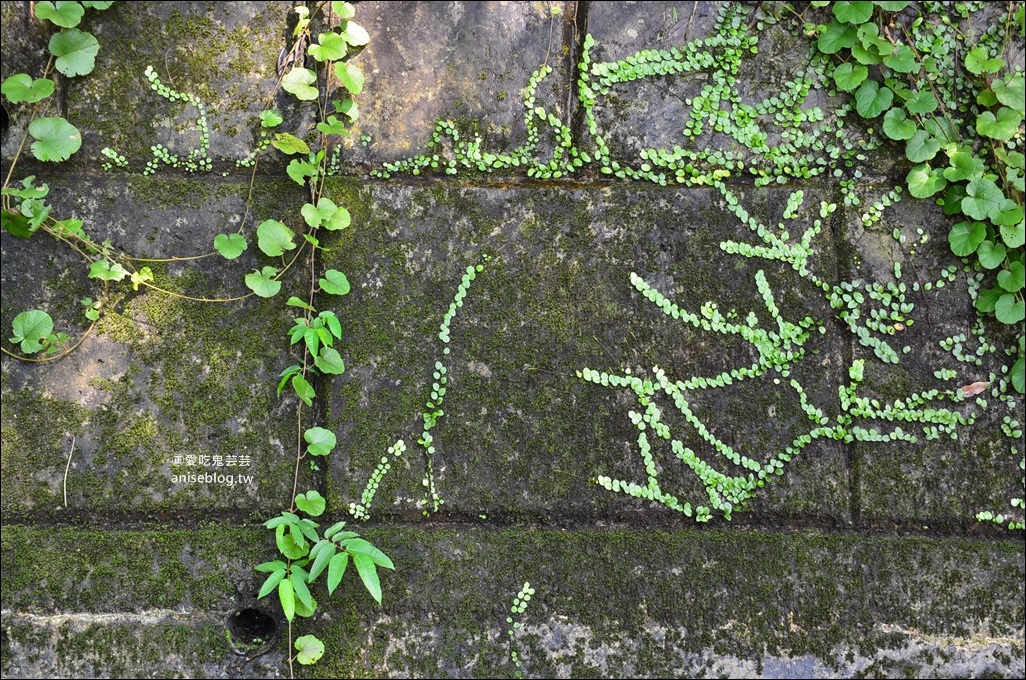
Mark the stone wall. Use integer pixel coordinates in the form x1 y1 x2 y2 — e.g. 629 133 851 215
2 2 1023 677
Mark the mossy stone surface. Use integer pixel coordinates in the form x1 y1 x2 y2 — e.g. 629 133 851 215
332 1 573 168
1 176 306 516
2 525 1022 678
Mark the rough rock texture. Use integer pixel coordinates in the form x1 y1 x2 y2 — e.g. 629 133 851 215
2 1 1023 678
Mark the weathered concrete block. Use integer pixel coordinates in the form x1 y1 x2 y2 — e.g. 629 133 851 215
336 1 575 167
2 526 1022 678
1 176 306 516
318 180 850 524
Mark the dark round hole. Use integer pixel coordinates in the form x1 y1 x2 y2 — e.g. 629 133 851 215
227 608 277 648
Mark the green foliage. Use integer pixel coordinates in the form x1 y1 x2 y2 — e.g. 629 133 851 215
804 0 1024 372
282 67 319 101
294 635 325 665
244 266 282 298
257 515 393 621
256 219 297 257
304 427 337 457
348 258 489 521
213 233 247 260
48 28 99 77
505 581 537 678
0 74 56 103
34 1 86 28
28 117 82 162
9 310 56 354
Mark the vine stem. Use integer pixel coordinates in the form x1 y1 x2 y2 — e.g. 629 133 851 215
287 619 295 678
2 57 55 200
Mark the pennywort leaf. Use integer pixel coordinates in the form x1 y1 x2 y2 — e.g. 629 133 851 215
948 220 986 256
295 490 326 516
29 117 82 161
282 67 319 100
294 635 325 665
304 426 337 456
245 266 282 298
213 233 247 259
1 74 55 103
854 80 893 118
318 269 351 296
35 1 84 28
256 219 296 257
49 28 99 77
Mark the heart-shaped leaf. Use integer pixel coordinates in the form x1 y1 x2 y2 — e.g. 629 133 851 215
872 1 910 10
214 233 247 259
974 286 1002 313
904 89 937 115
287 158 318 185
310 32 348 61
333 97 359 121
245 266 282 298
905 164 946 198
1 74 55 103
883 44 916 73
295 490 326 516
1000 221 1025 249
10 310 54 354
304 426 337 456
315 346 346 375
29 116 82 161
256 219 296 257
832 62 867 92
319 269 350 295
316 115 347 136
340 20 369 46
854 80 893 118
832 1 874 24
259 110 283 128
818 20 857 54
998 262 1025 293
282 67 319 101
904 129 939 162
995 293 1025 324
35 1 84 28
964 47 1004 75
1011 356 1025 394
976 107 1022 141
332 1 356 19
947 220 986 257
335 62 365 94
961 178 1004 221
992 74 1025 113
943 151 984 182
882 107 915 139
294 635 325 665
975 240 1006 269
49 28 99 77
